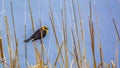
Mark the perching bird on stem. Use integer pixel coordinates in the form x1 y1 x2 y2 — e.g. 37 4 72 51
24 26 48 43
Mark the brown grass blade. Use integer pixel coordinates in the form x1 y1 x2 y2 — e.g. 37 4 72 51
106 0 120 42
89 18 96 68
40 41 53 68
70 27 80 68
76 0 84 44
61 0 69 68
0 37 6 68
4 15 13 68
99 42 104 68
76 0 86 66
35 46 43 68
28 0 35 31
48 0 64 64
93 1 104 68
74 46 80 68
89 0 96 68
0 37 4 60
27 0 43 66
10 1 20 68
24 0 28 67
112 18 120 42
106 1 119 67
54 41 64 68
72 0 81 60
24 24 28 68
33 42 43 67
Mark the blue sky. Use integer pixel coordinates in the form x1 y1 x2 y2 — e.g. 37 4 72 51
0 0 120 68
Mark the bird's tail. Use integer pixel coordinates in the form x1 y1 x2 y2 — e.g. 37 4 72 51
24 38 31 43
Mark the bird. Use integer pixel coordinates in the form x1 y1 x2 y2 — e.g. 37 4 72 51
24 26 48 43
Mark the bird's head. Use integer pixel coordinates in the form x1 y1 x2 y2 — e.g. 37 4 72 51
41 26 48 34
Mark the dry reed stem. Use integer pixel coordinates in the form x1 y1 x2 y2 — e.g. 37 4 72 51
76 0 85 67
24 0 28 67
0 37 5 68
33 42 43 67
49 13 64 65
48 0 64 64
93 0 104 68
54 41 64 68
1 0 118 68
71 0 81 61
89 0 96 68
24 24 28 68
27 0 43 66
112 18 120 42
0 37 4 60
40 42 52 68
76 0 84 46
35 46 43 68
99 42 103 68
28 0 34 31
71 27 80 68
10 1 20 68
89 17 96 68
106 0 120 42
106 0 119 67
62 0 68 68
4 16 13 68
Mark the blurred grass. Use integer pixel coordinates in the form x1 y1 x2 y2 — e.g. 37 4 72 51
0 0 119 68
27 0 45 68
89 0 96 67
0 35 4 63
0 36 5 68
4 15 13 68
48 0 65 66
10 1 20 68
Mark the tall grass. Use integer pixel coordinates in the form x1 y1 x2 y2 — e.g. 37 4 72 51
24 0 27 67
27 0 44 68
94 0 104 68
48 0 65 67
61 0 69 68
0 0 119 68
71 0 81 60
89 0 96 67
4 15 13 68
0 36 4 67
10 1 20 68
106 0 119 67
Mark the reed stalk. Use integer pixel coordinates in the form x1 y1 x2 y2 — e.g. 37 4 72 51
71 0 81 61
62 0 68 68
94 0 104 68
10 0 20 68
4 15 13 68
28 0 44 67
89 0 96 68
48 0 65 66
0 36 5 68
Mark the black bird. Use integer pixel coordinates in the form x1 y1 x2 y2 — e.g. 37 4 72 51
24 26 48 43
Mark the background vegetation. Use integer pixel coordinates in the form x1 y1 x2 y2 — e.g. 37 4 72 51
0 0 120 68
